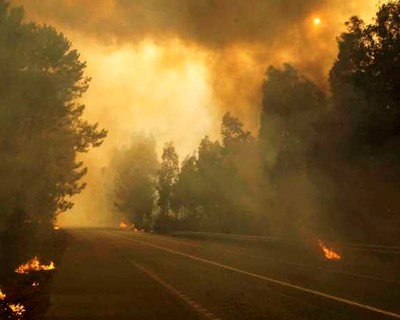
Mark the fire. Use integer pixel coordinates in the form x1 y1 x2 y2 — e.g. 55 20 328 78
15 257 55 274
119 222 128 229
318 240 341 260
32 282 39 287
54 226 60 230
8 303 25 317
0 289 6 300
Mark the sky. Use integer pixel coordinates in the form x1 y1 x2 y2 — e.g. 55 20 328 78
14 0 379 226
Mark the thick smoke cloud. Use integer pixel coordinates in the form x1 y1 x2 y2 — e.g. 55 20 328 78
16 0 326 45
16 0 379 122
13 0 379 226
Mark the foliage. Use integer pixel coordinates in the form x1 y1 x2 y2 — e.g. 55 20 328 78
330 1 400 155
0 2 107 232
111 1 400 243
260 64 327 171
113 134 159 230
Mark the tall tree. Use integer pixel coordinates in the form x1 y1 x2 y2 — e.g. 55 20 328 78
0 2 107 231
113 134 159 230
171 155 201 226
260 64 326 170
326 1 400 241
155 142 179 232
221 112 252 148
330 1 400 155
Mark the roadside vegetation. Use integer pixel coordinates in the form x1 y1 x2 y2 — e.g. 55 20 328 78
0 2 107 318
112 1 400 244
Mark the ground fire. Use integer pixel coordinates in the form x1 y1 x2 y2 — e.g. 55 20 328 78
8 303 26 318
119 222 128 229
15 257 55 274
318 240 341 260
0 289 5 300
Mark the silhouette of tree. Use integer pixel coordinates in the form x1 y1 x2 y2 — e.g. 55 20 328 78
154 142 179 232
330 1 400 155
0 2 107 231
113 134 159 230
260 64 326 171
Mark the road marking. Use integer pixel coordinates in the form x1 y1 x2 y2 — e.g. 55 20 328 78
226 251 400 285
173 232 400 253
107 232 400 319
130 260 221 320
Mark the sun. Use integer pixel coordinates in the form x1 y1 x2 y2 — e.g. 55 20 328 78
313 17 321 25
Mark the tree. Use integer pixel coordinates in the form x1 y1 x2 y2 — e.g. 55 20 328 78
113 134 159 230
0 2 107 231
155 142 179 232
170 155 201 228
330 1 400 155
259 64 326 170
326 1 400 241
259 65 328 237
221 112 252 148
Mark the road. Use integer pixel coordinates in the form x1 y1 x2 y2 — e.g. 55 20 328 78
45 229 400 320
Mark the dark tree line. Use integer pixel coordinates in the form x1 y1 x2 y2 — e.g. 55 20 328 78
113 1 400 243
0 2 107 272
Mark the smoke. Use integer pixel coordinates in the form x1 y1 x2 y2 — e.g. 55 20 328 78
13 0 379 226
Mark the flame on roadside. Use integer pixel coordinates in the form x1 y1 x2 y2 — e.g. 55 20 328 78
0 289 6 300
15 257 55 274
318 240 341 260
8 303 25 317
119 222 128 229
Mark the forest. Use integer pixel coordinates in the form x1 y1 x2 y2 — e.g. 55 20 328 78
1 1 399 318
110 1 400 244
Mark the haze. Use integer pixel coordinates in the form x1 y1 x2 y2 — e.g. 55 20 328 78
15 0 378 226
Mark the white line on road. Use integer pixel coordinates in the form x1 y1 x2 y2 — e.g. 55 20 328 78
226 250 400 285
107 232 400 319
130 260 221 320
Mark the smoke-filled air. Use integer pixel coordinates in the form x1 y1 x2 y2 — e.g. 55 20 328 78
1 1 400 319
14 0 382 231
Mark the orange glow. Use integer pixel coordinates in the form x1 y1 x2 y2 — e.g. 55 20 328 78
54 226 60 230
32 282 39 287
313 17 321 25
0 289 6 300
8 303 25 317
119 222 128 229
318 240 341 260
15 257 55 274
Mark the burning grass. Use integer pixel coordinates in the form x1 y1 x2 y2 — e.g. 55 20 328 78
15 257 55 275
8 303 26 318
0 228 69 320
318 240 341 260
119 222 128 229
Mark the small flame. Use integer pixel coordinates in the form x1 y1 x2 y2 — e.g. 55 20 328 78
318 240 341 260
32 282 39 287
119 222 128 229
8 303 26 317
0 289 6 300
313 17 321 25
54 226 60 230
15 257 55 274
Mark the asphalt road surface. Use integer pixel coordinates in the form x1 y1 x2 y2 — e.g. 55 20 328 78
45 229 400 320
